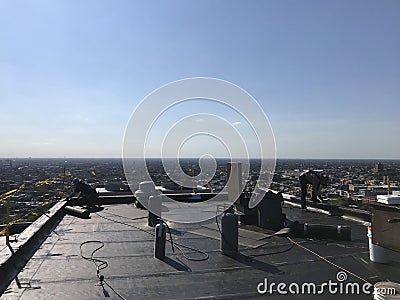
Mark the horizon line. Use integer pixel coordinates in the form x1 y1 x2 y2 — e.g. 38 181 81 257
1 157 400 160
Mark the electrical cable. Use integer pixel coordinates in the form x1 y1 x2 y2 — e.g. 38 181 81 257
158 218 209 261
80 240 127 300
94 212 154 236
287 237 371 284
163 220 175 253
95 212 209 261
249 241 294 257
101 211 148 222
80 240 108 274
102 279 127 300
169 237 209 261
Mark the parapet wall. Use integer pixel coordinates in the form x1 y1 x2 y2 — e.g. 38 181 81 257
0 200 67 295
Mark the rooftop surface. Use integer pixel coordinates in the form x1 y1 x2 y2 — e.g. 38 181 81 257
2 200 400 299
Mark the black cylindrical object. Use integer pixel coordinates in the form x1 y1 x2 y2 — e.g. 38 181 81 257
148 195 161 227
220 212 238 256
64 206 90 219
154 221 166 259
300 223 351 241
148 211 158 227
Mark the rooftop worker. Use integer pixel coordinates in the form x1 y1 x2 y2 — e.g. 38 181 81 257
299 170 329 210
70 178 99 208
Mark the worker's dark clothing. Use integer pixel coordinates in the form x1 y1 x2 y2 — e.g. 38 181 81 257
299 170 324 209
74 181 99 207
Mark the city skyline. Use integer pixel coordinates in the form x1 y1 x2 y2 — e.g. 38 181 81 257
1 1 399 159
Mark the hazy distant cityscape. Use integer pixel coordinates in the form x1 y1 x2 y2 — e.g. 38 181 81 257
1 158 399 225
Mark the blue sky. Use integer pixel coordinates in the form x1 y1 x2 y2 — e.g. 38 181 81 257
0 0 399 159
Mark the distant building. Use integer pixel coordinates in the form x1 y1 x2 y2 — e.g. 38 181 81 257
374 162 384 173
349 184 361 193
158 181 211 194
359 189 376 197
339 190 350 198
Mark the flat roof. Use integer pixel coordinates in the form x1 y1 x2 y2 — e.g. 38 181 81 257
2 201 400 299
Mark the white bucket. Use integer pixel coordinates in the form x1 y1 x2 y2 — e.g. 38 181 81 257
373 281 400 300
368 226 389 264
